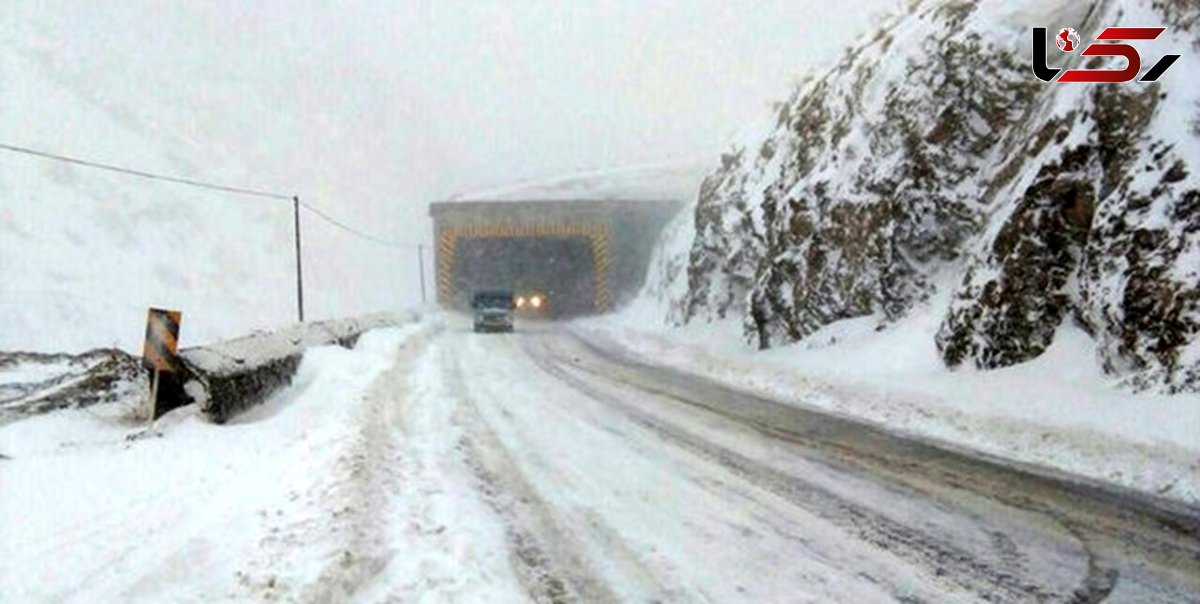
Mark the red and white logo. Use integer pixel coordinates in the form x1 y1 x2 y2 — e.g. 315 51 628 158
1032 27 1181 83
1056 28 1079 52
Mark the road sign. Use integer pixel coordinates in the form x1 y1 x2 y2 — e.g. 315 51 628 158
142 308 181 422
142 308 182 372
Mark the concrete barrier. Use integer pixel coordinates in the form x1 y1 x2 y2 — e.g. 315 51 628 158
166 311 418 423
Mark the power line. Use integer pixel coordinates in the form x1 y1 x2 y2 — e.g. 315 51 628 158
0 141 418 249
0 142 291 201
297 200 418 249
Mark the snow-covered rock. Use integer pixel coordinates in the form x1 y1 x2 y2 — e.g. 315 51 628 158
654 0 1200 391
0 349 143 422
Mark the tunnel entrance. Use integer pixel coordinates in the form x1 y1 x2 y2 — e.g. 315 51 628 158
431 202 685 317
453 237 597 318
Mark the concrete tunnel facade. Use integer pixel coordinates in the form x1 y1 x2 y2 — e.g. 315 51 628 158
429 199 683 318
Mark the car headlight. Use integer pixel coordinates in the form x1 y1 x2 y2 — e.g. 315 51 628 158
530 295 543 309
516 296 526 308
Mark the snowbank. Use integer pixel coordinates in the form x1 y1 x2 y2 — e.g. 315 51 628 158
0 349 144 424
0 325 389 600
581 303 1200 506
179 311 420 422
0 315 532 602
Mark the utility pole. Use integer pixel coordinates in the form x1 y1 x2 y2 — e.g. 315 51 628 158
417 244 428 304
293 196 305 322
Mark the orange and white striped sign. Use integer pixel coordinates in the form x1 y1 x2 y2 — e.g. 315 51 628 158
142 308 182 372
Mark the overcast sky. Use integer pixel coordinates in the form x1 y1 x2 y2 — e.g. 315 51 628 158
9 1 898 217
2 1 901 339
6 1 898 292
374 0 903 193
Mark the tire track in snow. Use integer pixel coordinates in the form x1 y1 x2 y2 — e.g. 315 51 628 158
547 333 1200 602
460 331 950 602
523 337 1071 602
294 326 440 603
443 339 625 604
238 326 435 603
543 330 1200 602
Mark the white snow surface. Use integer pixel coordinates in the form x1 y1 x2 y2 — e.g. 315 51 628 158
0 7 428 355
0 321 524 602
3 312 1196 601
586 296 1200 506
620 0 1200 501
449 159 711 203
181 311 415 376
0 316 933 603
0 359 75 388
643 0 1200 392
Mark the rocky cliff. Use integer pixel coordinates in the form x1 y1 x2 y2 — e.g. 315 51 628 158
652 0 1200 392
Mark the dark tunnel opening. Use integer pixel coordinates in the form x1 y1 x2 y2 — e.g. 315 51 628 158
452 237 597 318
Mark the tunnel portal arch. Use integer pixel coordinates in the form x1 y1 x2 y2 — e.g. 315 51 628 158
429 199 683 318
438 223 611 313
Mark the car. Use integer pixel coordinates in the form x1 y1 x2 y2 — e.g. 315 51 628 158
513 291 551 319
471 290 515 333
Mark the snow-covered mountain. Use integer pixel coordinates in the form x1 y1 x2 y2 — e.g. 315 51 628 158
646 0 1200 392
0 6 427 354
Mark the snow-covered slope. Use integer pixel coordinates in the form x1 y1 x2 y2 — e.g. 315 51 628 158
0 6 424 354
449 160 711 202
649 0 1200 392
0 325 532 602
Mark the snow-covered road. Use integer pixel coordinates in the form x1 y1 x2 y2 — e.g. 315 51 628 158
3 317 1199 602
453 325 1200 603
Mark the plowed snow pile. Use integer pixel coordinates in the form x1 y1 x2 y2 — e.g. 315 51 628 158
0 323 525 602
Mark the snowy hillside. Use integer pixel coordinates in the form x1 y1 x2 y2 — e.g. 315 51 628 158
0 6 426 354
647 0 1200 393
449 160 710 202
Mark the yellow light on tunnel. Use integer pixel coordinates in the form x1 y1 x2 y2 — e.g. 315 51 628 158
530 295 543 309
516 296 527 308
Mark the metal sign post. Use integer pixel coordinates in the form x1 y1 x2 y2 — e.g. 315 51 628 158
141 308 182 422
147 369 162 422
